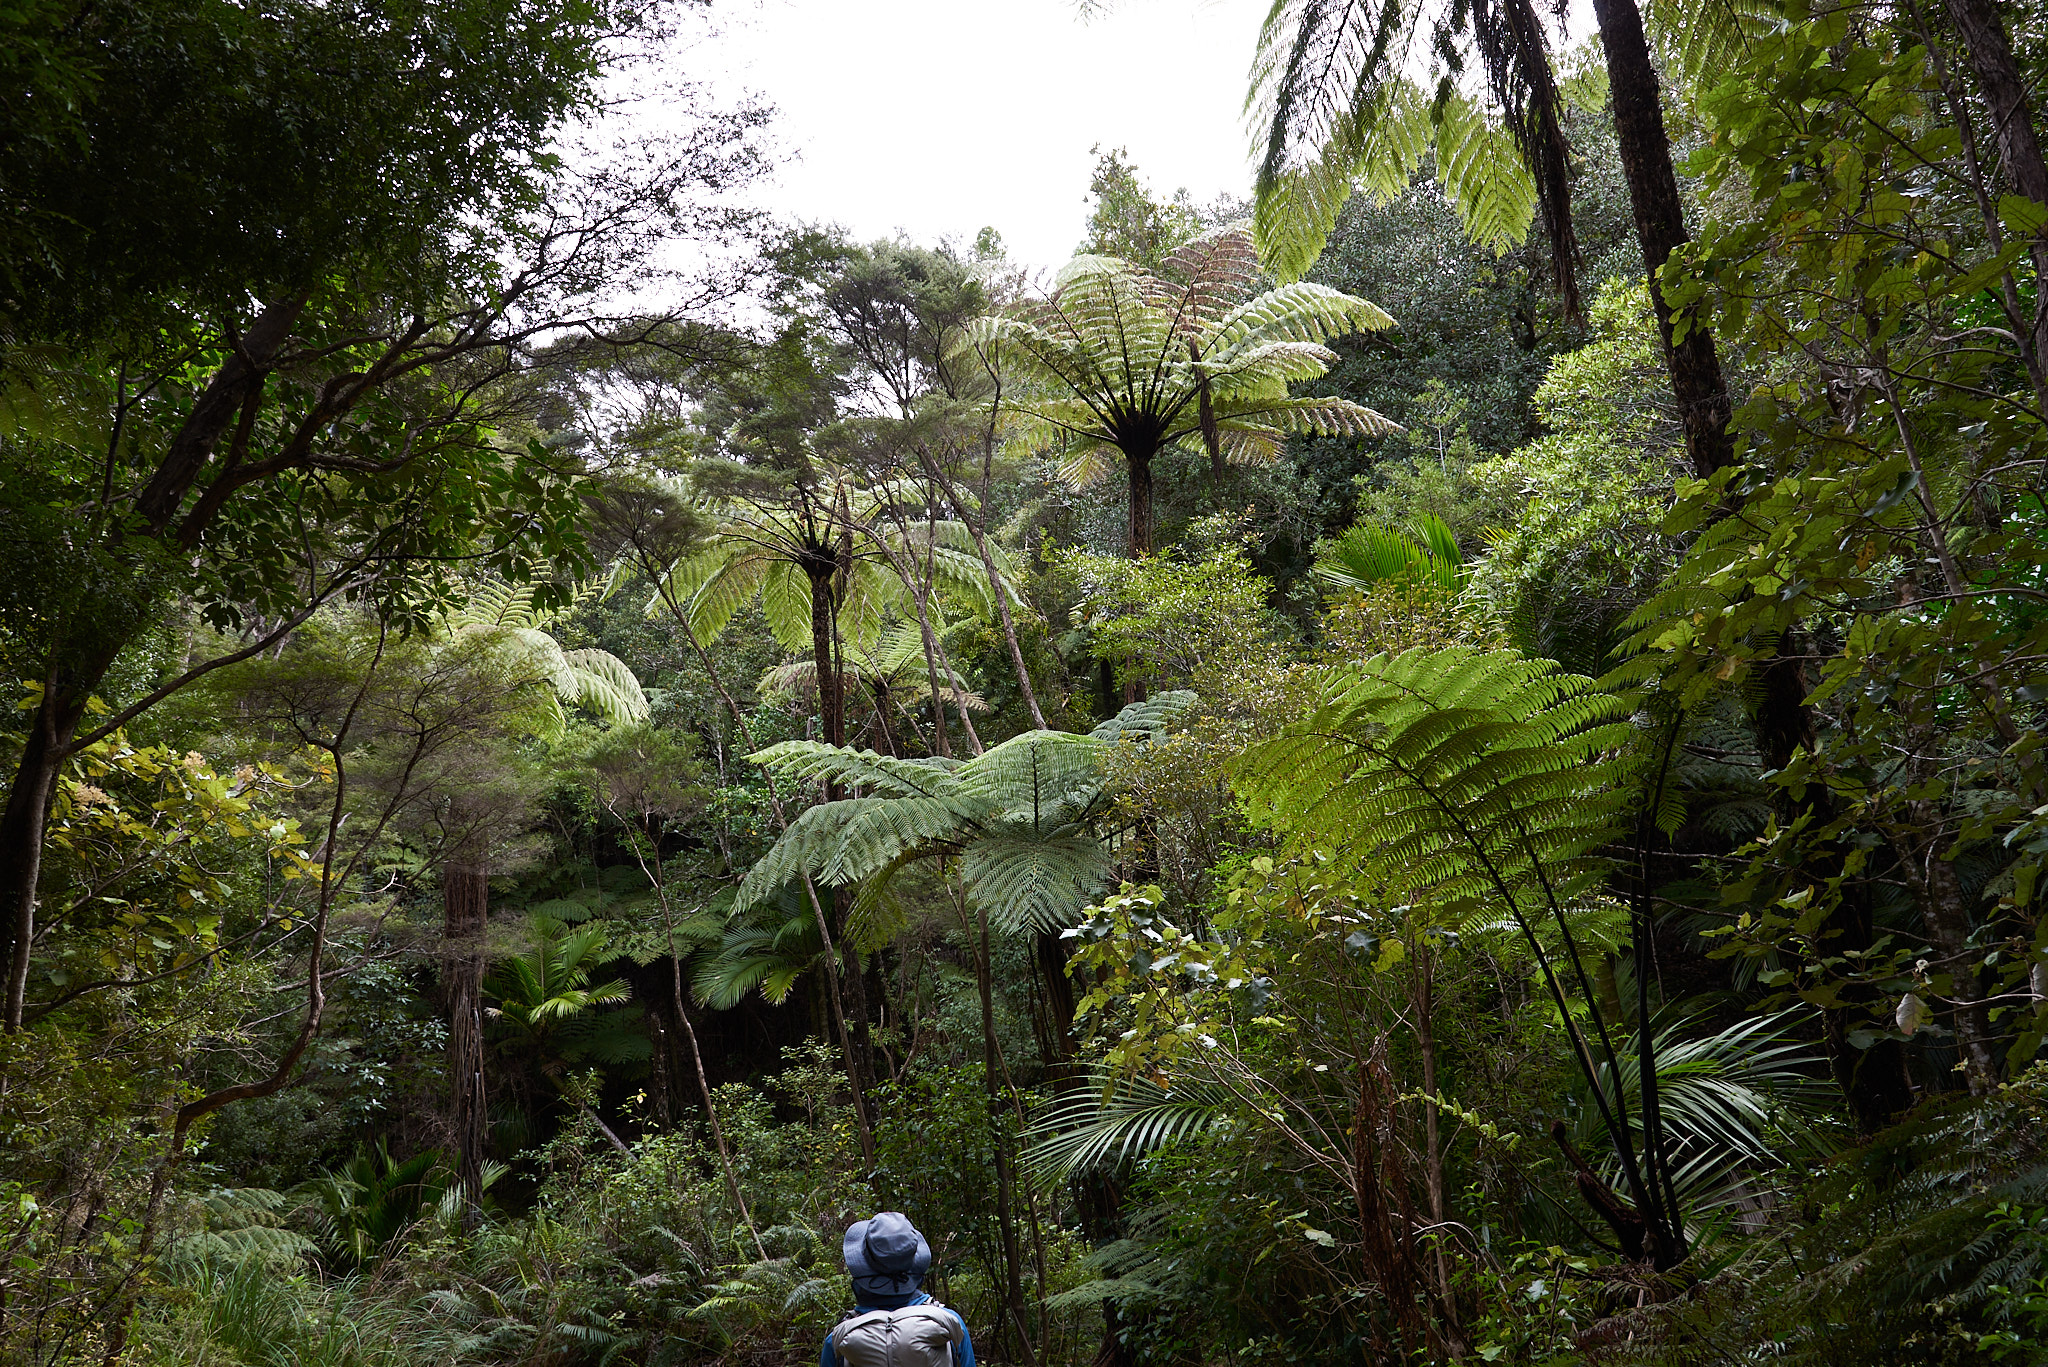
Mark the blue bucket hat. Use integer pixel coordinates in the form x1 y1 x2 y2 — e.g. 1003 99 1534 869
842 1211 932 1297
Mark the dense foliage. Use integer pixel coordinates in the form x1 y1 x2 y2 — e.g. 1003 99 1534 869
3 0 2048 1364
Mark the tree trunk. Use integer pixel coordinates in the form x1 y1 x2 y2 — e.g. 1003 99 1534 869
0 681 88 1032
973 893 1040 1367
1410 946 1463 1350
869 678 898 757
807 563 844 749
1125 452 1155 557
1589 0 1736 480
668 932 768 1258
1941 0 2048 368
444 863 490 1216
1034 930 1079 1077
1756 646 1915 1130
920 451 1049 730
1907 815 2002 1095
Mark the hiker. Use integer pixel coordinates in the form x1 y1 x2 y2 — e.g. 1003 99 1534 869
821 1211 976 1367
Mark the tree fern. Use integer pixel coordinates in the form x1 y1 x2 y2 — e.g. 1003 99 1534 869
441 573 649 734
732 694 1195 954
1249 0 1578 302
1233 648 1691 1256
960 230 1397 555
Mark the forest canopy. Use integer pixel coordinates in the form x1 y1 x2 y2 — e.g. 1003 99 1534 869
3 0 2048 1364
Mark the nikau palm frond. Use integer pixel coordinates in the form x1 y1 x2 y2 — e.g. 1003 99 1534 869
1024 1071 1235 1185
1315 513 1466 597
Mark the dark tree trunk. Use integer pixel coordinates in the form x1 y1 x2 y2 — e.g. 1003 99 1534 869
1125 451 1154 558
1034 930 1078 1077
1756 649 1915 1130
1589 0 1736 479
1942 0 2048 368
807 564 844 749
444 864 490 1216
0 681 92 1031
869 678 898 757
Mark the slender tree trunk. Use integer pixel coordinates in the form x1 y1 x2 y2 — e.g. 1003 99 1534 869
1410 946 1463 1350
917 451 1049 729
1941 0 2048 368
970 889 1039 1367
0 690 73 1033
668 939 768 1258
645 556 875 1165
1589 0 1736 480
444 863 490 1218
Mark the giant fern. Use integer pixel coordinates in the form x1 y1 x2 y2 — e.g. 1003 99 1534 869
960 229 1397 556
1233 647 1693 1262
1249 0 1580 307
441 573 649 734
734 694 1194 948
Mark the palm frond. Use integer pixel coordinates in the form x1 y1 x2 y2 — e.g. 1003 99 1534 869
1024 1071 1235 1185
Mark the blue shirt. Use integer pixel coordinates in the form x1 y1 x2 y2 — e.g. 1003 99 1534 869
819 1291 975 1367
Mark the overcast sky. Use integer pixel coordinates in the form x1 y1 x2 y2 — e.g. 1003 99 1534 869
687 0 1270 271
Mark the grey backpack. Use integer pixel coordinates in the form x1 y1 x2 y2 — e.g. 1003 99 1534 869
830 1302 963 1367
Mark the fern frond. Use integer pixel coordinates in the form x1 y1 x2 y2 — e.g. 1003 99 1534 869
965 833 1114 934
748 742 964 798
1432 87 1541 254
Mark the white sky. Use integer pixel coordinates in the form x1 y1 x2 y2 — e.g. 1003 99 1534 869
686 0 1271 271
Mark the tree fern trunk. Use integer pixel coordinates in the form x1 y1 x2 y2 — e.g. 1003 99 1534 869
444 863 490 1219
806 563 844 749
1125 451 1154 558
1589 0 1735 479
